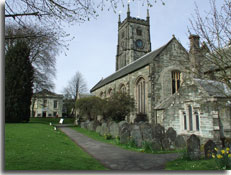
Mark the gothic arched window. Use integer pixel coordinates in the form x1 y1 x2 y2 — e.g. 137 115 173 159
172 71 181 94
136 77 145 114
195 111 200 131
99 91 104 98
188 105 193 131
108 88 113 97
120 84 126 93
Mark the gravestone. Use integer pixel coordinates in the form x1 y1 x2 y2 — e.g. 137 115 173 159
187 134 201 160
150 138 162 151
130 124 143 147
109 122 119 138
152 124 165 149
96 126 101 134
120 125 130 144
175 135 186 148
139 122 152 142
118 121 128 131
162 137 170 150
204 140 217 159
88 121 100 131
80 122 86 129
166 127 177 143
100 122 109 136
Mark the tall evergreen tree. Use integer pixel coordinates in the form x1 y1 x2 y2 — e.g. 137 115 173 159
5 41 34 122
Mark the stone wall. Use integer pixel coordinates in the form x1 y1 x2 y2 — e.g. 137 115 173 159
91 65 151 123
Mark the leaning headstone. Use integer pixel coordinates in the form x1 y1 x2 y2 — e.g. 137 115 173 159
139 122 152 142
118 121 128 130
175 135 186 148
88 121 100 131
109 122 120 138
187 134 201 160
204 140 217 159
130 124 143 147
120 126 130 144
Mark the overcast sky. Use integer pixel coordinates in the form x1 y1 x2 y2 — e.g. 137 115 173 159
54 0 223 94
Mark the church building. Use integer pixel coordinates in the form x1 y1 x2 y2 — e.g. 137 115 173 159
90 6 231 142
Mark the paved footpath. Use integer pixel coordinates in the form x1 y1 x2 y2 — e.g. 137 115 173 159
59 127 179 170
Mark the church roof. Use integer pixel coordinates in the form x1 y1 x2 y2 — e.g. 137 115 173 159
90 38 174 92
194 78 231 97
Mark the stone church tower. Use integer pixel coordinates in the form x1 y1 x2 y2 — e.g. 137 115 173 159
116 5 151 71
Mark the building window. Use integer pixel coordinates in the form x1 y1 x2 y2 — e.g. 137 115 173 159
136 77 145 113
183 112 187 130
43 99 47 107
182 106 200 132
108 88 113 97
195 112 200 131
188 105 193 131
172 71 181 94
120 84 126 93
54 100 58 109
99 92 104 98
53 112 57 117
136 29 142 36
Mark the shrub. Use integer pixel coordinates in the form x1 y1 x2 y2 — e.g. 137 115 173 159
142 141 153 153
212 147 231 169
104 134 112 140
104 92 135 122
76 96 104 121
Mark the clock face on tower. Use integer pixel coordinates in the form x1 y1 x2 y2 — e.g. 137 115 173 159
135 39 144 49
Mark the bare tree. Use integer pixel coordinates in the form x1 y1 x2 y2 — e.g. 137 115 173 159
63 72 88 117
189 0 231 89
189 0 231 147
5 24 62 91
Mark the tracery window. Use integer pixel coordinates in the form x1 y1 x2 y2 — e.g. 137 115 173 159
136 77 145 113
172 71 181 94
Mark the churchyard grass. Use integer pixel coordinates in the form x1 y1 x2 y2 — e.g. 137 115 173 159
72 126 184 154
30 117 75 124
165 158 218 170
5 123 107 170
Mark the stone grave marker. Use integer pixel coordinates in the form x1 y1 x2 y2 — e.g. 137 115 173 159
187 134 201 160
204 140 217 159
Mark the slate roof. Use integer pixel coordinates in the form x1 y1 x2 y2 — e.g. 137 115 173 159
90 38 174 92
194 78 231 97
155 78 231 110
34 89 63 98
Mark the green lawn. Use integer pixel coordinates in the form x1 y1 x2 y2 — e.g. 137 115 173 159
165 158 219 170
5 123 107 170
29 117 75 124
72 126 184 154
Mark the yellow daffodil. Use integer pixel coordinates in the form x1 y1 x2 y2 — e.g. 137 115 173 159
226 148 230 151
228 154 231 158
221 150 225 154
217 154 223 159
212 154 215 158
214 147 218 151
